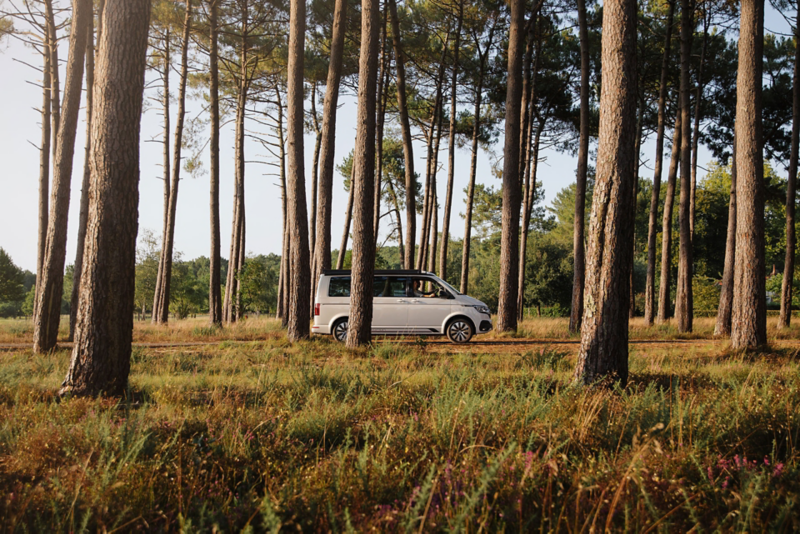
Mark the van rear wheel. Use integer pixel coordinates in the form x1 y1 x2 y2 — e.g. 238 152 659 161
446 318 474 343
332 318 349 342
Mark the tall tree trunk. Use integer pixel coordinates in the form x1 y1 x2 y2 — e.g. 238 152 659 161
336 167 356 269
309 83 322 309
386 175 405 258
208 0 222 326
152 31 170 323
44 0 60 150
313 0 347 286
689 8 708 240
60 0 151 397
387 0 416 269
629 104 644 319
428 110 445 275
70 1 102 341
276 87 289 324
286 0 311 341
779 1 800 329
516 120 544 322
346 0 380 348
569 0 591 333
675 0 693 333
714 146 736 336
374 8 389 246
657 114 681 323
36 29 52 325
439 4 463 282
154 0 192 325
645 0 675 325
573 0 638 387
731 0 766 349
496 0 525 332
33 0 91 354
460 38 489 294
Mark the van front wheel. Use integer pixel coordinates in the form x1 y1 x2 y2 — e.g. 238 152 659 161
332 318 349 342
446 318 474 343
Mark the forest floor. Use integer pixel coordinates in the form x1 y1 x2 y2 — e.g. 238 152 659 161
0 316 798 531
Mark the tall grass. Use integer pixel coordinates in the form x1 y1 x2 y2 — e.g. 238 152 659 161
0 336 798 531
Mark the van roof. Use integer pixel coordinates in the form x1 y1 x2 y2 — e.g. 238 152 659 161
321 269 432 276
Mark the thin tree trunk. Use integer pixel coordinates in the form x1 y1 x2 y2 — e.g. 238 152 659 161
33 0 91 354
386 175 405 258
516 121 543 322
439 4 463 281
657 113 681 323
428 110 445 275
336 169 356 269
645 0 675 325
731 0 766 349
346 0 380 348
60 0 151 397
36 29 52 325
569 0 591 333
779 1 800 329
208 0 222 326
715 147 736 336
573 0 638 387
309 83 322 310
387 0 416 269
374 8 389 246
44 0 60 150
70 2 101 341
496 0 525 332
675 0 694 333
286 0 311 341
689 8 708 240
276 87 289 324
154 0 192 325
152 30 170 323
629 105 643 319
313 0 347 287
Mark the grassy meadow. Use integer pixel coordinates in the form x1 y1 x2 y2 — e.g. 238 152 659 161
0 316 798 531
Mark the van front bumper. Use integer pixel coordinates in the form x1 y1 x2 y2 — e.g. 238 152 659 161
479 320 493 332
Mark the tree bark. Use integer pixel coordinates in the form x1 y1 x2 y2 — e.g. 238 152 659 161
374 9 389 246
36 28 52 325
33 0 92 353
44 0 60 151
645 0 675 325
714 146 736 336
60 0 151 397
779 0 800 329
731 0 766 349
346 0 380 348
70 1 102 341
657 113 681 323
569 0 591 333
496 0 525 332
154 0 193 325
336 167 356 269
516 120 544 322
439 3 463 281
675 0 694 333
629 104 643 319
309 83 322 310
388 0 416 269
574 0 638 387
152 29 170 323
689 7 708 240
208 0 222 326
313 0 347 286
286 0 311 341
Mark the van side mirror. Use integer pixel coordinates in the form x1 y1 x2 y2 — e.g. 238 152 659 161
437 290 450 299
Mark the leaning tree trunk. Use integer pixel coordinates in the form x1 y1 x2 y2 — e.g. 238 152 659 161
388 0 416 269
374 14 389 246
573 0 638 387
657 114 681 323
346 0 380 348
645 0 675 325
33 0 92 354
154 0 192 325
70 3 101 341
439 5 463 282
286 0 311 341
779 0 800 329
569 0 591 333
313 0 348 286
689 8 708 240
60 0 151 397
731 0 766 350
36 30 52 325
496 0 525 332
714 146 737 336
152 31 170 323
208 0 222 326
336 168 356 269
675 0 693 333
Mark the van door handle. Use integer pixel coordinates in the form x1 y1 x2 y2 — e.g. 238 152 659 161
409 299 420 303
397 299 407 303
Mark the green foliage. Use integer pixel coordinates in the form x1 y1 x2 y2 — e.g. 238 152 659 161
238 254 280 315
0 248 25 318
693 276 721 313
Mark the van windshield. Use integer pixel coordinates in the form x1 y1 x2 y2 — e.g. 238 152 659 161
437 279 462 295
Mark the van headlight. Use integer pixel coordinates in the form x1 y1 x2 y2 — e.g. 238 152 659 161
470 305 491 315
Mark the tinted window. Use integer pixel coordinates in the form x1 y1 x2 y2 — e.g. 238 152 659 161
328 277 350 297
385 277 409 297
373 276 389 297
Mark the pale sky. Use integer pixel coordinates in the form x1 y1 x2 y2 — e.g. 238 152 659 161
0 6 791 273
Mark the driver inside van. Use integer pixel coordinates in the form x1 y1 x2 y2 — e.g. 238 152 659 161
411 279 437 298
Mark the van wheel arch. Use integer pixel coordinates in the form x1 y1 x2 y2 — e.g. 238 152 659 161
445 316 475 343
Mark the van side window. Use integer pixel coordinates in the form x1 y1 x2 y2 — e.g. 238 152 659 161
385 277 408 297
328 277 350 297
373 276 389 297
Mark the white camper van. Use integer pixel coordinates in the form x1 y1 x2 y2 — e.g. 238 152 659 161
312 269 493 343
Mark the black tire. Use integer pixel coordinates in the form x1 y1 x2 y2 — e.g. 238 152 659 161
332 318 349 342
446 317 474 344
